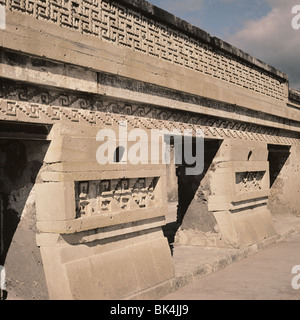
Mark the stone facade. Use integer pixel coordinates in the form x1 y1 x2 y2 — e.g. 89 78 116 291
0 0 300 300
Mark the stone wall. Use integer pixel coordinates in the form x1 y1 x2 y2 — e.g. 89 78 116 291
0 0 300 300
0 0 287 101
269 145 300 216
1 0 299 127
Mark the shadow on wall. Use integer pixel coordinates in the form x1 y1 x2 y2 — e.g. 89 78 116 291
0 141 27 266
267 144 295 216
177 139 221 225
268 144 291 188
0 139 49 300
163 139 222 253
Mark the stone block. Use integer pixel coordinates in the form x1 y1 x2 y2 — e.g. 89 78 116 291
64 250 138 300
231 206 276 247
215 139 268 162
39 247 72 300
35 181 76 221
65 256 107 300
90 250 139 300
213 206 276 248
45 232 175 299
149 236 175 283
209 171 235 197
129 241 160 292
213 211 242 248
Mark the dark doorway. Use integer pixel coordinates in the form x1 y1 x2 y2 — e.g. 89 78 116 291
267 144 291 217
268 144 291 188
163 138 221 253
176 139 221 226
1 140 29 267
0 122 51 300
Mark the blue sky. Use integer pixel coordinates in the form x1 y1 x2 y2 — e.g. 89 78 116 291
149 0 300 89
151 0 272 39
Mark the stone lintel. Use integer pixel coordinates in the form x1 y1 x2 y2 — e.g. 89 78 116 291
36 216 166 247
36 206 168 234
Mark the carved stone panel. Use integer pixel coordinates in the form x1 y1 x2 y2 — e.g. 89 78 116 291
235 171 265 193
75 177 159 217
1 0 285 101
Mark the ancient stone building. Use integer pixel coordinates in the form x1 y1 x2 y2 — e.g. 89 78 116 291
0 0 299 300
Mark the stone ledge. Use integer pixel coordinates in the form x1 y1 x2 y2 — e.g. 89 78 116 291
36 216 166 247
289 89 300 105
208 192 270 211
36 205 168 234
40 169 166 183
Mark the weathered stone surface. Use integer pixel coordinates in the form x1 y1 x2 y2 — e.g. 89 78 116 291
268 145 300 216
0 0 299 301
39 229 174 300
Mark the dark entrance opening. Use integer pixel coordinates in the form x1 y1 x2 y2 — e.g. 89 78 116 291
268 144 291 188
0 121 51 300
163 138 221 253
267 144 291 216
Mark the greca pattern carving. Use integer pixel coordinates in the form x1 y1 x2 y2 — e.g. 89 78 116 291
1 0 285 101
0 80 299 145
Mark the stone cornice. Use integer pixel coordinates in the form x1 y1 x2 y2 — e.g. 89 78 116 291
116 0 288 82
